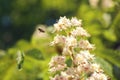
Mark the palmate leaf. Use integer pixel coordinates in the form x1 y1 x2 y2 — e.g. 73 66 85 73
95 57 116 80
110 11 120 40
95 49 120 68
26 48 44 60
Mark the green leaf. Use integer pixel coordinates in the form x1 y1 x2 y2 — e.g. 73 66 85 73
103 29 117 42
111 11 120 40
65 58 72 67
95 57 116 80
26 48 44 60
3 64 15 80
95 49 120 68
15 39 32 51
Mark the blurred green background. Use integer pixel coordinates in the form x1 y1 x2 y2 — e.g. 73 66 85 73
0 0 120 80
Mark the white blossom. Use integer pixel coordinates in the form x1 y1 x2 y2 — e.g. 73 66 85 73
65 36 77 47
74 53 91 72
50 34 66 46
101 0 114 9
80 50 94 61
49 17 108 80
74 50 94 65
74 53 87 65
89 0 114 8
54 16 71 32
78 40 95 50
61 68 81 80
90 63 103 73
50 74 67 80
87 72 108 80
76 65 83 75
89 0 99 8
62 46 71 56
49 56 66 73
71 17 82 27
71 27 90 37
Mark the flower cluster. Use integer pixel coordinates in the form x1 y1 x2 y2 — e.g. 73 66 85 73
49 16 108 80
89 0 114 9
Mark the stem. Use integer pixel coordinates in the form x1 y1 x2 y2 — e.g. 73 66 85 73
69 46 77 67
